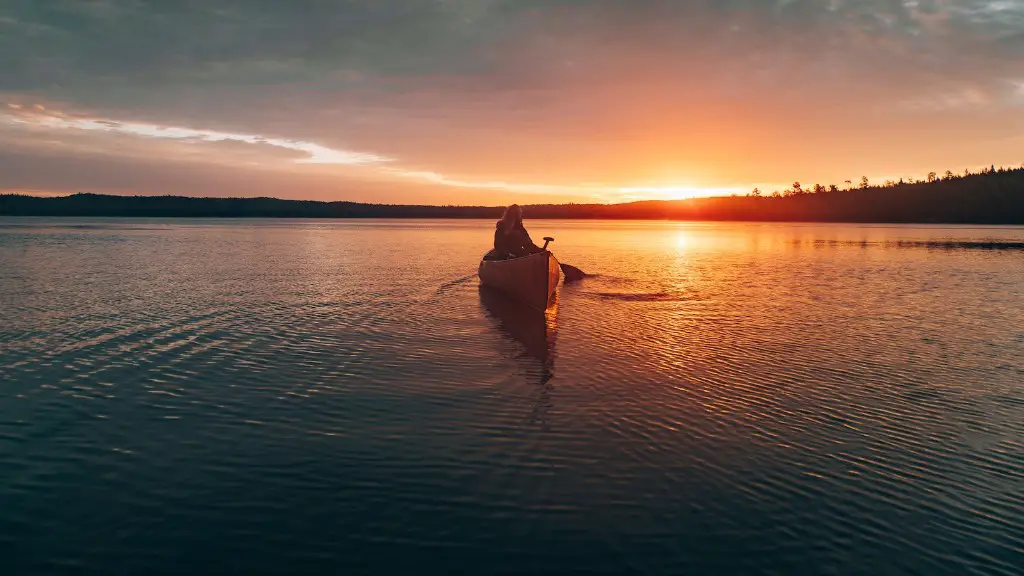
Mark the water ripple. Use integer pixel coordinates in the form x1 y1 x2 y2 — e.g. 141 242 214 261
1 219 1022 575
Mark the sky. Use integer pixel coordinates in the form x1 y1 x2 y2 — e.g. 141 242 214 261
2 0 1024 205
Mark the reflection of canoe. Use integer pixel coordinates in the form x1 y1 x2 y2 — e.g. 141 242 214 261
478 251 561 310
478 286 553 363
479 286 557 404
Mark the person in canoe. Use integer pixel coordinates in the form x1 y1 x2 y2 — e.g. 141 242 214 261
493 204 544 259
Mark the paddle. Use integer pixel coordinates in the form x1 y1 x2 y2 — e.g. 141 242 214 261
542 237 588 283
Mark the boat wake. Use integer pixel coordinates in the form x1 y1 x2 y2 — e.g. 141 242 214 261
566 273 697 303
437 273 478 294
585 291 693 302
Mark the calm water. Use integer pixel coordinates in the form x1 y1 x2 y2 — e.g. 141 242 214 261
2 218 1023 575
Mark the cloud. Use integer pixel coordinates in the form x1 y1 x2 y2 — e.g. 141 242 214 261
1 1 1024 202
8 1 1022 114
0 143 594 205
2 103 390 164
0 103 617 201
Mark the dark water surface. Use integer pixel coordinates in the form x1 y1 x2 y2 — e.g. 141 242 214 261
2 218 1022 575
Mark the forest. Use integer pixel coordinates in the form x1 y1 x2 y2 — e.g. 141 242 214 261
3 164 1023 223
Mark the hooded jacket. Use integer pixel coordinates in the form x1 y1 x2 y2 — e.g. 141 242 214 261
493 220 541 258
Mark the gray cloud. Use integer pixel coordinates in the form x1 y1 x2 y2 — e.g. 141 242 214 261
5 1 1021 100
0 1 502 94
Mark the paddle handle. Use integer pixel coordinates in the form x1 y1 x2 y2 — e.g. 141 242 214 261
542 237 554 250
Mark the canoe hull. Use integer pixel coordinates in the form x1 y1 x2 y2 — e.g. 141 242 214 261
478 251 561 310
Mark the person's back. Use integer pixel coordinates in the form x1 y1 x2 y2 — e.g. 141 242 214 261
493 204 541 258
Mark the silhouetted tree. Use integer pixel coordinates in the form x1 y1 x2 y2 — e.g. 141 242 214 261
927 172 937 183
860 176 869 189
751 188 761 197
828 184 839 193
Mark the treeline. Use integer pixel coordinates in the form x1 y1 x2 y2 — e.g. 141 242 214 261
2 165 1023 223
0 193 503 218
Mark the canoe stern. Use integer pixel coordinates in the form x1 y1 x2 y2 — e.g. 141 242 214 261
479 251 561 310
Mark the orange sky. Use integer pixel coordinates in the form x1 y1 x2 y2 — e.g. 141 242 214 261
2 1 1024 204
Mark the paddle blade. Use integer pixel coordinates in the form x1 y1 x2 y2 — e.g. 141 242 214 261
560 263 587 283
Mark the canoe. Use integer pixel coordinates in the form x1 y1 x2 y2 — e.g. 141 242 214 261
478 251 561 310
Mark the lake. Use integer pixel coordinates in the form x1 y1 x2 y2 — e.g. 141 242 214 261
1 218 1022 575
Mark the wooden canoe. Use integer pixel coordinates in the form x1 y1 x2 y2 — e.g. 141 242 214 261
478 251 561 310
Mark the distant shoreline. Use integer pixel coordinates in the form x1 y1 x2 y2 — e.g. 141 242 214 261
3 213 1024 226
3 168 1024 224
